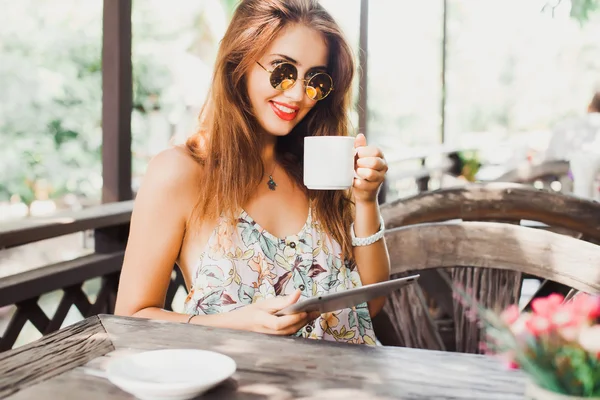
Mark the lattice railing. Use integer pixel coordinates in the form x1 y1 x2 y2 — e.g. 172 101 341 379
0 263 187 352
0 202 132 352
1 273 119 351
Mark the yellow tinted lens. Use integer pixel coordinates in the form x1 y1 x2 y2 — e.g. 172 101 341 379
307 73 333 100
280 79 295 90
270 63 297 91
305 86 317 99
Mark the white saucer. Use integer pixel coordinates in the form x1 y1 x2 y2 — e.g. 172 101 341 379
105 349 236 400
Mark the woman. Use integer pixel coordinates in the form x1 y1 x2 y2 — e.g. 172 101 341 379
544 91 600 162
115 0 390 345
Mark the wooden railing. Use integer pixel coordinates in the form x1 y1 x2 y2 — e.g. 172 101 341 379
384 148 463 201
493 160 569 184
0 202 185 351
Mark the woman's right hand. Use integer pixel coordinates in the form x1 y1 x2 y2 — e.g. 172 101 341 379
227 290 319 336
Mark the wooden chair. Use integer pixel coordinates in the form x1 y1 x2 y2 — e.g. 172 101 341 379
381 182 600 240
375 220 600 352
373 183 600 352
493 160 569 184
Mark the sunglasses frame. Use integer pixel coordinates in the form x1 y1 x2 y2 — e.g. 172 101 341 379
256 61 334 101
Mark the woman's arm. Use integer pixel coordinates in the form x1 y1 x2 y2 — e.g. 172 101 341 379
115 147 201 320
115 147 313 334
352 200 390 317
351 134 391 317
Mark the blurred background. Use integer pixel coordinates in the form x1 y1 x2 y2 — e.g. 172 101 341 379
1 0 599 347
1 0 599 222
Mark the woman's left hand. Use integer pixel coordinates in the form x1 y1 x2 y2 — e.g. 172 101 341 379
353 133 388 203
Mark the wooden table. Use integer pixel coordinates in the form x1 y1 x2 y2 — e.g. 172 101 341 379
1 315 526 399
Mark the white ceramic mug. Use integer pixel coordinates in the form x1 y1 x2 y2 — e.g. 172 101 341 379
304 136 355 190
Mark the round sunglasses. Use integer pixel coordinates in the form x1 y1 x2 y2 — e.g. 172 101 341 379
256 61 334 101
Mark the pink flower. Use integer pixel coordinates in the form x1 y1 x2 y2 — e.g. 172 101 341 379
506 360 519 370
499 352 519 370
571 293 600 320
531 293 564 317
501 305 520 325
478 341 487 352
525 315 552 336
548 305 586 341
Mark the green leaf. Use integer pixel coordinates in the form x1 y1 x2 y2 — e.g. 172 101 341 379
200 265 226 286
238 284 255 305
48 119 79 148
292 269 310 296
197 289 224 313
343 330 356 340
233 273 241 285
202 305 221 315
570 0 600 24
348 310 357 329
241 249 254 260
355 304 372 336
240 224 260 247
274 254 292 272
312 247 321 258
319 277 339 291
567 348 595 396
258 234 277 260
364 335 377 345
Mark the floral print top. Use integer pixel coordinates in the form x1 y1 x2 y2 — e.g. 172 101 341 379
183 207 376 345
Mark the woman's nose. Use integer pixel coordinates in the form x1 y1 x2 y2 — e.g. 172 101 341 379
283 78 305 102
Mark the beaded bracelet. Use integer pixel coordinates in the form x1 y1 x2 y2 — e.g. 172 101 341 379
350 215 385 247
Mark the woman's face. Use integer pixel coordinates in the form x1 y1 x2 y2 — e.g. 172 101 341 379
247 23 329 138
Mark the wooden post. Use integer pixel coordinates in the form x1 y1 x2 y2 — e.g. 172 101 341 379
440 0 448 144
101 0 133 203
358 0 386 203
98 0 132 304
358 0 368 138
416 158 430 192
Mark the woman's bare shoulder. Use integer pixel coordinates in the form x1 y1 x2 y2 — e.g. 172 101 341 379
133 146 204 223
143 145 203 191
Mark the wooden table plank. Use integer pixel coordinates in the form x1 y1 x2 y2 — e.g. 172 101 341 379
10 348 524 400
4 315 526 399
0 316 114 398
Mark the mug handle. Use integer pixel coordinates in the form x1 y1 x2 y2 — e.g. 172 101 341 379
353 148 361 180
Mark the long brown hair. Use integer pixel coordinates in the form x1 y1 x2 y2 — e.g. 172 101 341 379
186 0 356 260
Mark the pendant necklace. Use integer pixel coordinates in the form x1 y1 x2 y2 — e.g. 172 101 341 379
267 164 277 191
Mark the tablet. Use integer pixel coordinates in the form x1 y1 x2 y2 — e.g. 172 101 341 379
274 274 420 316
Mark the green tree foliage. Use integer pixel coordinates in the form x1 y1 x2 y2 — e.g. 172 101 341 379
0 1 175 204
